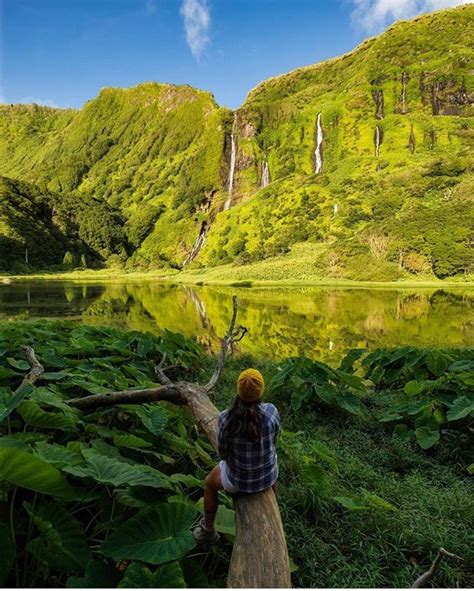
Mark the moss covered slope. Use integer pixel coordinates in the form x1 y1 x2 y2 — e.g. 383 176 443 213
200 5 473 280
0 6 473 279
0 83 231 268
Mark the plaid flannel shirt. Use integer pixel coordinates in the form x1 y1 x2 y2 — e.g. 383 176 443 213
216 402 280 493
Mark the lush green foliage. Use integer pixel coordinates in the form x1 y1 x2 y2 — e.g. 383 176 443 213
1 6 473 279
0 322 234 588
361 347 474 449
0 177 128 271
269 355 366 415
0 321 472 587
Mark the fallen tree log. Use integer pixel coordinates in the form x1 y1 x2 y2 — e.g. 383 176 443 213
69 296 291 588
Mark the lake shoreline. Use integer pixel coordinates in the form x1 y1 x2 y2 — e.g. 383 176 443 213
1 269 473 290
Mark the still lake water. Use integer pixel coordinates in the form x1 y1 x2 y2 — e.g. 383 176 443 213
0 281 472 363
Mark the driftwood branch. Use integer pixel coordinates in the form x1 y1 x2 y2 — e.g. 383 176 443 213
412 548 463 588
155 353 173 386
204 295 248 393
17 346 44 391
66 297 290 588
69 385 185 410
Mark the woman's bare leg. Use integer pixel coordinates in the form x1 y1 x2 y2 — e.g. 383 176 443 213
204 464 223 529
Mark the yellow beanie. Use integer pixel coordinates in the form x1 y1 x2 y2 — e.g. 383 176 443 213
237 368 265 403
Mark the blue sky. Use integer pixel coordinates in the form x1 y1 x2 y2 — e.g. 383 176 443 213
0 0 468 109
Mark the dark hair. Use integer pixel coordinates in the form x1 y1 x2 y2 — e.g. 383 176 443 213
223 397 262 443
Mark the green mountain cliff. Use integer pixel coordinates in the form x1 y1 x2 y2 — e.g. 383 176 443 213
0 5 472 280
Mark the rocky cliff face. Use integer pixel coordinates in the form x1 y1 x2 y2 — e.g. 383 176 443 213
0 5 472 278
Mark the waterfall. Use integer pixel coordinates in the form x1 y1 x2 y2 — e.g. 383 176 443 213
223 116 237 211
333 203 338 216
371 89 384 120
261 160 270 188
314 112 323 174
374 125 382 157
183 222 208 266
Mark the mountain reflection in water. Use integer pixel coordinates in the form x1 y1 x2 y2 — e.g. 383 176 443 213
0 282 472 363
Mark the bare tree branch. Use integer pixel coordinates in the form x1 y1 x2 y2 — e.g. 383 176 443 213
204 296 248 393
69 385 185 411
17 346 44 391
412 548 463 588
155 353 173 386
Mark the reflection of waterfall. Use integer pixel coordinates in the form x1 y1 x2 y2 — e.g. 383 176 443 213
315 113 323 174
374 125 383 157
186 288 208 328
261 160 270 188
183 221 208 266
223 116 237 211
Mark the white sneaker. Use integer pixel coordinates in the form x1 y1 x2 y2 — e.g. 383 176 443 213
192 516 220 544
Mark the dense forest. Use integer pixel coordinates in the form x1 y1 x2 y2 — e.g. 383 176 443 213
0 5 473 281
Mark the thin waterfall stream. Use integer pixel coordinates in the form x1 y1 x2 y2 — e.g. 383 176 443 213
223 116 237 211
315 112 323 174
261 160 270 188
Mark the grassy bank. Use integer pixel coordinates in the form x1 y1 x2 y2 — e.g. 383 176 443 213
0 321 472 587
1 255 473 289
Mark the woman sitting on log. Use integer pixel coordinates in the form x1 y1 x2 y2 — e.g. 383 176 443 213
193 368 281 543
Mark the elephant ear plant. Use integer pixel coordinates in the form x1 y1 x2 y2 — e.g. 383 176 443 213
361 347 474 450
0 298 292 589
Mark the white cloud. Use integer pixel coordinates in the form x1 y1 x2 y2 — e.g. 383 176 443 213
180 0 210 59
350 0 470 31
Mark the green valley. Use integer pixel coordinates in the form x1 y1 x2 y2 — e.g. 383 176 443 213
0 4 473 283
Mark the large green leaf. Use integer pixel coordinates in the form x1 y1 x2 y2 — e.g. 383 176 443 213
63 450 171 490
18 400 78 432
310 441 338 471
101 502 196 564
214 505 236 536
135 406 169 436
338 348 366 373
404 380 427 396
66 560 121 588
446 396 474 421
118 561 186 588
0 522 16 585
25 501 91 573
112 431 152 449
333 495 369 511
426 350 451 377
33 441 83 469
0 383 32 423
0 447 73 497
335 391 364 416
415 425 440 449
